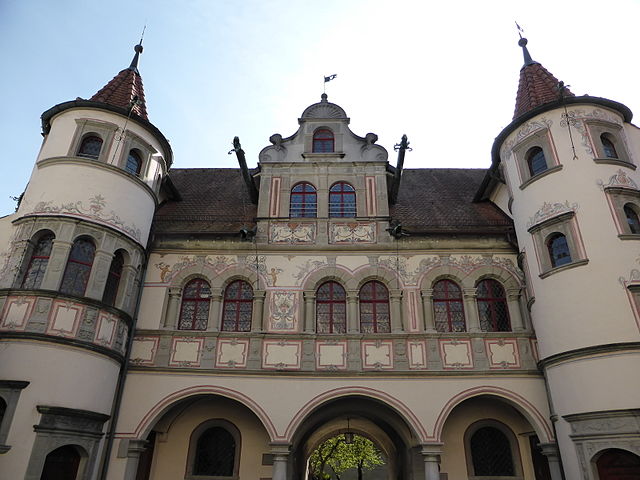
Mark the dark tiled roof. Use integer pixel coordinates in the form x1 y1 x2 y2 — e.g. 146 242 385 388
153 168 512 236
391 169 512 233
90 67 148 120
513 63 573 120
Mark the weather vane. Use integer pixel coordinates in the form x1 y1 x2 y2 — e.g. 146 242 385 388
515 21 524 39
324 74 337 93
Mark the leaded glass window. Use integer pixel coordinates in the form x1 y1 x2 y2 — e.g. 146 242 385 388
476 279 511 332
21 233 54 290
193 427 236 476
359 281 390 333
312 128 334 153
624 204 640 234
316 281 346 334
601 133 619 159
77 135 103 159
433 279 465 332
60 237 96 296
222 280 253 332
125 149 142 175
179 278 211 330
102 250 124 306
547 233 571 267
470 426 515 476
329 182 356 218
290 182 317 218
526 146 547 177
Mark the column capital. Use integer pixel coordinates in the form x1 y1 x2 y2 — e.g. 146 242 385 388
254 289 266 299
463 287 477 298
269 442 291 456
506 287 523 300
168 286 182 297
539 442 560 458
303 290 316 300
389 289 403 299
420 288 434 298
420 442 444 457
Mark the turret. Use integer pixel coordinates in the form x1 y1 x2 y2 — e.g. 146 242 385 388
479 36 640 479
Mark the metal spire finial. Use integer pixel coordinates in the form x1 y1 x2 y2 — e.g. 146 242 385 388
515 22 536 67
129 25 146 71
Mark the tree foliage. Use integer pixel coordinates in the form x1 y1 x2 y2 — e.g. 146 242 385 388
308 434 385 480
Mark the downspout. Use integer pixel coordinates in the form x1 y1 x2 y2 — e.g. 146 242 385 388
389 135 410 205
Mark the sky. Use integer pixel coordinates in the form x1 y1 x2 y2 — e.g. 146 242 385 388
1 0 640 217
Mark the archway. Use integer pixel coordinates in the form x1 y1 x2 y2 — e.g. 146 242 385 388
40 445 84 480
289 395 420 480
596 449 640 480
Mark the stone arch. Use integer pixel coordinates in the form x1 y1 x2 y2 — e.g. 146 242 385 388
352 264 399 291
433 386 554 443
211 265 258 291
419 264 471 290
133 385 278 442
592 447 640 480
467 265 522 290
301 265 354 292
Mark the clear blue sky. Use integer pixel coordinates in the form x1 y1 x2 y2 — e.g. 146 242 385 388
1 0 640 216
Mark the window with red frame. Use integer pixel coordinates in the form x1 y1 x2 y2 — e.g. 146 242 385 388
359 280 390 333
476 279 511 332
222 280 253 332
21 232 55 290
433 279 466 332
316 281 346 334
77 135 103 159
102 250 124 306
312 129 334 153
290 182 317 218
60 237 96 296
179 278 211 330
329 182 356 217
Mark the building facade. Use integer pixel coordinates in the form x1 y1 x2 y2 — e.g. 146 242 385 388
0 38 639 480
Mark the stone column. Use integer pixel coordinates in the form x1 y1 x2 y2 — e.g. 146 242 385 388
421 288 436 332
0 238 29 288
122 439 148 480
463 287 481 332
252 289 266 331
389 289 403 333
270 444 290 480
117 264 138 313
164 287 182 329
421 444 443 480
41 239 72 291
207 288 222 331
303 290 316 333
507 288 525 331
346 290 359 333
539 442 564 480
85 249 113 300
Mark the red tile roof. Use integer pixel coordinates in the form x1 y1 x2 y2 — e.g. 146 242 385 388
513 62 573 120
90 66 148 120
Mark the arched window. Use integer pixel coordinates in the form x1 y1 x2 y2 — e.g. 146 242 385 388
546 233 572 268
40 445 82 480
178 278 211 330
21 232 55 289
60 237 96 296
222 280 253 332
188 422 240 478
359 281 390 333
102 250 125 306
597 449 640 480
312 128 334 153
290 182 317 218
316 281 346 334
329 182 356 218
476 279 511 332
526 146 547 177
433 279 465 332
77 135 103 159
624 203 640 234
469 426 516 476
125 149 142 175
601 133 619 159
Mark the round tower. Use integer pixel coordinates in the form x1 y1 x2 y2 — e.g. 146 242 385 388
491 37 640 479
0 43 172 479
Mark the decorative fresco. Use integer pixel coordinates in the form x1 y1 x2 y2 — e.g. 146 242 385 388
500 117 553 161
565 108 624 158
30 195 142 242
268 291 298 331
485 339 520 369
153 255 236 283
269 222 316 244
216 338 249 368
361 340 394 370
527 201 579 229
598 169 639 191
262 340 302 369
439 339 474 369
329 222 376 244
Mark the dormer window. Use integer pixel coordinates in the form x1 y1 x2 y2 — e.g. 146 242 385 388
312 129 334 153
125 149 142 175
77 135 103 160
526 146 547 177
290 182 317 218
329 182 356 217
601 133 619 159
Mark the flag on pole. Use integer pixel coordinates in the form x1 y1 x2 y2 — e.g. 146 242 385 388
324 74 337 83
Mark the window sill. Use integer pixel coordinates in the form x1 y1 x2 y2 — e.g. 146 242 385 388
539 258 589 279
301 152 346 159
594 158 636 170
619 234 640 240
519 165 563 190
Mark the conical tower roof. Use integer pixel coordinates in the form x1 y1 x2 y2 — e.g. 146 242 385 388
90 43 148 120
513 37 573 120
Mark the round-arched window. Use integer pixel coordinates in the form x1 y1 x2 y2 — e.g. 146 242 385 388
312 129 334 153
526 146 547 177
316 281 347 334
78 135 103 159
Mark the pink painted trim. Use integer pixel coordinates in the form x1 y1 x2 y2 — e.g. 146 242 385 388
432 385 554 443
284 386 428 442
604 192 624 234
269 177 281 217
262 340 303 370
407 340 428 369
438 339 474 369
168 337 205 367
484 339 521 369
94 313 117 347
215 338 249 368
365 176 377 216
0 295 35 330
315 340 348 370
47 300 83 338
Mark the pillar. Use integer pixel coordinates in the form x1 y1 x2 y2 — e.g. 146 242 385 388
390 289 403 333
252 289 266 331
163 287 181 329
506 288 525 331
539 442 564 480
346 290 359 333
85 249 113 300
207 288 222 331
421 444 443 480
421 288 435 332
463 287 481 332
270 443 290 480
117 264 138 313
41 239 72 290
122 439 148 480
303 290 316 333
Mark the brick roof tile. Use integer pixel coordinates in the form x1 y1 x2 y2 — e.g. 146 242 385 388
90 67 148 120
513 63 573 120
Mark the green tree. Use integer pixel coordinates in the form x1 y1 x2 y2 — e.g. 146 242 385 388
308 434 385 480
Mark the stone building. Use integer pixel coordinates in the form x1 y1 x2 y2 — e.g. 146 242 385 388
0 36 639 480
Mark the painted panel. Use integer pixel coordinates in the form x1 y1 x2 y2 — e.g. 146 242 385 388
268 291 298 332
485 339 521 369
269 222 316 244
329 222 376 244
316 341 347 370
262 340 302 370
130 336 159 366
169 337 204 367
361 340 394 370
47 300 83 337
407 340 428 369
0 296 34 330
439 339 474 369
216 338 249 368
94 313 117 347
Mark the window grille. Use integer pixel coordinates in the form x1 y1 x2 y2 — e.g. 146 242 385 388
359 281 390 333
193 427 236 476
329 182 356 217
78 135 103 159
526 146 547 176
179 278 211 330
60 237 96 296
476 279 511 332
290 182 317 218
312 129 334 153
624 204 640 234
316 281 347 333
125 149 142 175
21 233 54 289
433 279 465 332
601 133 619 159
470 426 515 476
222 280 253 332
